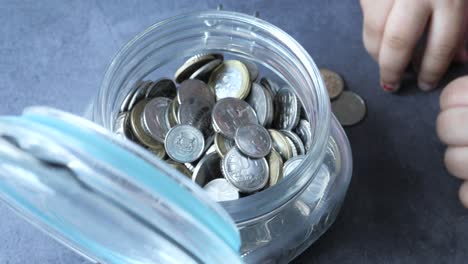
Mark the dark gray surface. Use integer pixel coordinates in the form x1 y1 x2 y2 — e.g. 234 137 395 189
0 1 467 263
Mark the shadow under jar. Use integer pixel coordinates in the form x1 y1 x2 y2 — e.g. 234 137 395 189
91 10 353 263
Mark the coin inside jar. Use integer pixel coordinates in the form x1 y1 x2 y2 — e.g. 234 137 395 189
208 60 251 100
331 91 366 126
281 130 306 156
221 148 269 193
214 133 235 158
295 119 313 151
203 178 240 202
141 97 172 143
164 124 205 163
129 99 165 150
268 129 294 161
320 68 344 100
174 54 217 83
212 98 258 139
145 78 177 99
177 79 215 105
267 149 283 187
273 87 301 130
165 159 192 177
246 83 274 127
192 151 222 187
189 58 223 82
235 124 272 158
283 155 306 177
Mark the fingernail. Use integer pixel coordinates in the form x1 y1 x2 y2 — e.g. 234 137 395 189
418 82 435 92
380 81 400 93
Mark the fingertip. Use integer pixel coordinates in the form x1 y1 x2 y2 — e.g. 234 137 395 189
459 181 468 208
418 81 436 92
380 80 400 93
440 76 468 110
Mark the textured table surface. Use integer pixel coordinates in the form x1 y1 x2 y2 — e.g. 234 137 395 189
1 1 467 263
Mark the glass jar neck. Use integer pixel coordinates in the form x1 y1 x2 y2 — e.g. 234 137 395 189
94 10 331 223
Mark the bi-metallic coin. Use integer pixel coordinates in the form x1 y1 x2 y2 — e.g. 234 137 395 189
208 60 251 100
268 129 294 161
267 149 283 187
214 133 235 158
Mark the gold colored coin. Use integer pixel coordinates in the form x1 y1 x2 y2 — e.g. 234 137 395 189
267 149 283 187
148 145 166 160
208 60 251 100
129 99 165 150
268 129 293 161
165 159 192 177
320 68 344 100
214 133 235 158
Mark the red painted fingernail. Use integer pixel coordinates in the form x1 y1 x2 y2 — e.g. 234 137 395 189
380 81 400 93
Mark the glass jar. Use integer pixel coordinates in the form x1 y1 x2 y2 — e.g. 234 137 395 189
0 10 352 264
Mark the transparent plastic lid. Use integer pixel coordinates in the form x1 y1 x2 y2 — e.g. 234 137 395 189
0 107 242 264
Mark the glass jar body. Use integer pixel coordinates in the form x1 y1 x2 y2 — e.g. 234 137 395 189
92 11 353 263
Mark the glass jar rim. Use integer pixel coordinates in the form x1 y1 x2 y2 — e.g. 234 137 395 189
95 10 331 223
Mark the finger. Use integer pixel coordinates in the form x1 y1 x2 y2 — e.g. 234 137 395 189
454 3 468 63
418 1 465 91
378 1 431 92
440 76 468 110
361 0 394 61
437 107 468 145
459 181 468 208
445 147 468 180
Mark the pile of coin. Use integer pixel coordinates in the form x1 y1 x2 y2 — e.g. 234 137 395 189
320 69 367 126
114 53 312 201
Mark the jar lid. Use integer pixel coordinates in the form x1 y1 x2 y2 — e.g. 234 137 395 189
0 107 241 264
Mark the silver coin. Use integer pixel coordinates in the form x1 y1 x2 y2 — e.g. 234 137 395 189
192 151 222 187
283 155 305 177
165 125 205 163
177 97 213 137
284 136 298 157
295 119 313 151
184 162 195 172
113 112 127 137
203 178 239 202
269 129 294 161
281 130 306 155
145 78 177 99
221 148 269 193
241 59 259 81
235 124 272 158
174 54 216 83
177 79 215 105
141 97 172 143
208 60 251 100
128 81 152 111
273 87 301 130
189 59 223 82
120 81 146 112
246 83 274 127
260 77 281 96
212 98 258 138
331 91 366 126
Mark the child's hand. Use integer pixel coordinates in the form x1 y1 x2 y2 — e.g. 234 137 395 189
437 77 468 208
360 0 466 92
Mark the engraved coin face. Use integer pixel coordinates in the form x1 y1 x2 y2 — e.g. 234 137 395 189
141 97 172 143
281 130 306 155
235 124 272 158
203 178 239 202
246 83 274 127
165 125 205 163
273 87 301 130
145 78 177 99
174 54 216 83
129 99 165 150
208 60 250 100
222 148 269 192
283 155 306 177
189 59 223 82
331 91 366 126
268 129 293 161
295 119 313 151
267 149 283 187
320 68 345 100
192 151 222 187
214 133 235 158
212 98 258 139
177 79 215 105
177 96 213 137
